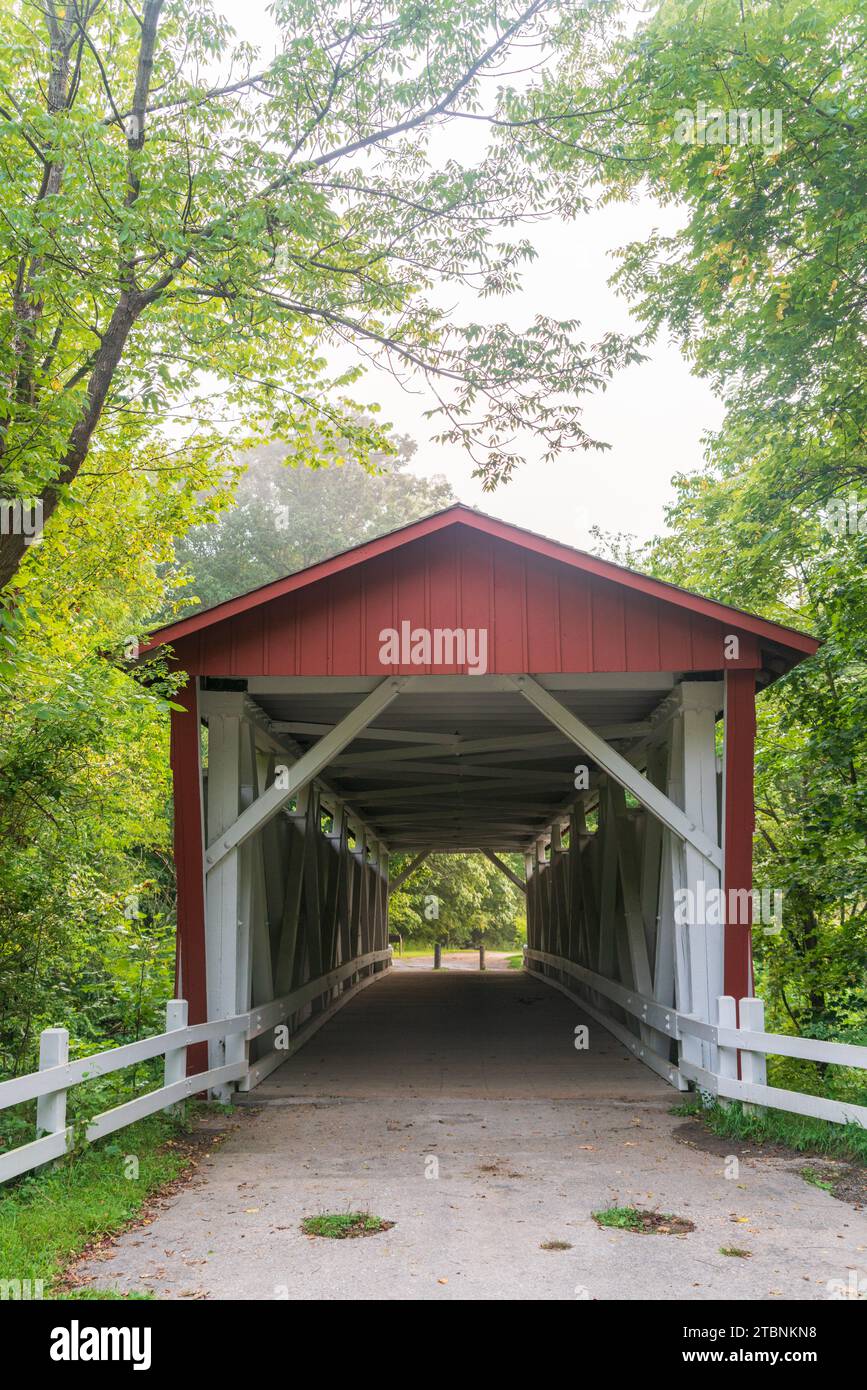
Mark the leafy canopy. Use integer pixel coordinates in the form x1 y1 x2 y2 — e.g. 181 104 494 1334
0 0 641 589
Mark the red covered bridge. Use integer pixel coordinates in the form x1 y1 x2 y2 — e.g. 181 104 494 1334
145 504 823 1103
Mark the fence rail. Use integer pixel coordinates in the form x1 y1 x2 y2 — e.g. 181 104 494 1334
526 948 867 1129
0 949 390 1186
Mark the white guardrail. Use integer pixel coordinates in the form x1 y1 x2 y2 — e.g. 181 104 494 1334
0 949 390 1186
526 948 867 1129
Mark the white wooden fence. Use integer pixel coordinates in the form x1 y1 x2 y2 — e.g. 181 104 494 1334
0 948 390 1186
526 947 867 1129
4 942 864 1188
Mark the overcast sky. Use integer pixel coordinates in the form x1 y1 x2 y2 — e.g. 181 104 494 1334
219 1 723 551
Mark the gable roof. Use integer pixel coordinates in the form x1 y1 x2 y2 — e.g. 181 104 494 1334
144 504 819 665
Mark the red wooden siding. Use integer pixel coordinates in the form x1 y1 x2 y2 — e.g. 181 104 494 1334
723 669 758 1004
169 680 208 1070
170 528 762 677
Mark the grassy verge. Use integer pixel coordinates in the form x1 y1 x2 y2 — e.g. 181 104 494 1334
672 1099 867 1165
301 1211 393 1239
0 1107 210 1299
506 954 524 970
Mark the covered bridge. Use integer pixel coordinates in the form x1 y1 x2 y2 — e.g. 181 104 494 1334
145 504 820 1099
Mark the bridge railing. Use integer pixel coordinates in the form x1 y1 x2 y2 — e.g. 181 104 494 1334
0 948 391 1185
526 947 867 1129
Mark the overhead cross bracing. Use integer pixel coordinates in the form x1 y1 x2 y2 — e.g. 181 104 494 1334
239 673 677 853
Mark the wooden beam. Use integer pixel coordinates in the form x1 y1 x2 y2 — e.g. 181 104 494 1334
330 725 649 771
483 849 526 893
269 721 457 746
169 679 208 1074
330 730 567 767
204 679 404 873
723 669 757 1004
341 761 575 786
350 776 572 805
511 676 723 872
388 851 430 893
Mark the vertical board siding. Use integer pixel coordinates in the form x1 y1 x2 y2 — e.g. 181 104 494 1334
427 530 462 674
362 552 395 674
329 568 362 675
396 543 427 675
170 532 768 677
525 553 559 672
459 533 494 672
624 590 660 671
263 590 296 676
590 577 627 671
492 539 525 671
557 569 592 669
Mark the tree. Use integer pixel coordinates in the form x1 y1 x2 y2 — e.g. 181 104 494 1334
388 852 525 949
0 0 641 591
0 446 207 1076
171 432 454 613
570 1 867 1064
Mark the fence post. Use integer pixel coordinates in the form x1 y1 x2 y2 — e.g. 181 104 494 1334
479 944 486 972
35 1027 69 1142
433 943 442 970
716 996 737 1109
163 999 188 1117
739 996 767 1116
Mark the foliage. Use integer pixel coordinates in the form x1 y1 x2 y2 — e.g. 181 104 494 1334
388 851 526 949
673 1099 867 1166
171 435 454 614
567 0 867 1053
0 442 218 1078
0 1107 197 1295
0 0 644 593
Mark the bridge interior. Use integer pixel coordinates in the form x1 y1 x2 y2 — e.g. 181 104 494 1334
243 967 670 1103
196 670 723 1097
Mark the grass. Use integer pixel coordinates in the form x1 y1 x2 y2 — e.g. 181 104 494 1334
301 1211 393 1239
540 1239 572 1251
592 1205 694 1235
506 954 524 970
593 1205 646 1232
720 1246 751 1258
801 1165 834 1192
0 1107 209 1298
671 1099 867 1165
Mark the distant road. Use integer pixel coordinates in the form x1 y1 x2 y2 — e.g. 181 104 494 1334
392 950 514 972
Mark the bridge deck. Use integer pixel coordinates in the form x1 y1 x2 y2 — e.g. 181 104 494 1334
246 968 670 1102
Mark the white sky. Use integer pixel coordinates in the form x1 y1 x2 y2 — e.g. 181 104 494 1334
218 0 722 551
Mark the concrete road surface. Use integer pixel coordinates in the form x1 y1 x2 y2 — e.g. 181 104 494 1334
72 970 867 1301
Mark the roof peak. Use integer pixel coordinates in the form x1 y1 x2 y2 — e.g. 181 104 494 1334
143 499 818 661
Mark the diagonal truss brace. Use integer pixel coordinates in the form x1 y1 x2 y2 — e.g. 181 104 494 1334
204 679 405 874
388 851 430 894
510 675 723 872
482 849 527 894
